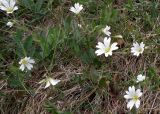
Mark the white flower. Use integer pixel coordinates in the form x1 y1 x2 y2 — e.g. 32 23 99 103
131 42 145 56
95 37 118 57
70 3 83 14
19 57 35 71
136 74 145 83
0 0 18 14
39 77 60 88
102 25 111 36
124 86 142 110
78 24 82 28
6 21 13 27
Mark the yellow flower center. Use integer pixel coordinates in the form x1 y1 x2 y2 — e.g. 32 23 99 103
6 7 13 13
105 47 111 53
133 95 139 101
21 59 28 65
137 48 142 52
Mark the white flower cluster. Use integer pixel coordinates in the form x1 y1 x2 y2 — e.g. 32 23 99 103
124 74 146 110
69 3 146 57
19 57 60 88
69 3 147 110
95 26 118 57
0 0 61 88
1 1 149 106
95 25 145 57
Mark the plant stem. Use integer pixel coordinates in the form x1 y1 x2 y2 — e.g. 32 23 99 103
131 107 137 114
17 72 31 95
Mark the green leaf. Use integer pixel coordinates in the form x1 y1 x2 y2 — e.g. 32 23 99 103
148 67 156 78
39 35 51 58
0 92 6 97
14 30 23 44
19 0 34 10
45 103 59 114
0 53 5 61
35 0 44 12
14 30 26 56
24 36 33 51
99 77 107 88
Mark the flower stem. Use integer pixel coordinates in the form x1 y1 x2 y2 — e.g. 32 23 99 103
17 72 32 95
131 107 137 114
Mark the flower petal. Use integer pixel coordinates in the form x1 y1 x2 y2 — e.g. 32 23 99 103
105 52 110 57
45 81 50 88
104 37 111 47
124 95 132 99
26 63 33 70
0 6 7 11
127 100 135 110
135 100 140 108
10 0 16 7
140 42 145 48
136 89 142 97
96 42 105 49
19 64 25 71
50 79 60 86
1 0 9 7
13 6 18 11
28 59 35 64
111 42 118 51
95 49 105 56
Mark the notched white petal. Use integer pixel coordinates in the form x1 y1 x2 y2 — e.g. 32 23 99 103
45 81 50 88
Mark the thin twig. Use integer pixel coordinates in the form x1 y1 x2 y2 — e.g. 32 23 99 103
149 93 158 114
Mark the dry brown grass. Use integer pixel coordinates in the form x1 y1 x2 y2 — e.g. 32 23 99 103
1 53 160 114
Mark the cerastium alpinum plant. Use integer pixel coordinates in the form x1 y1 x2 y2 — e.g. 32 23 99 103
0 0 159 113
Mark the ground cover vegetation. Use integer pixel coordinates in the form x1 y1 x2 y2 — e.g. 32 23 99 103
0 0 160 113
